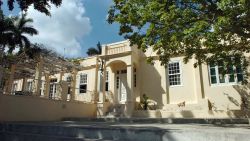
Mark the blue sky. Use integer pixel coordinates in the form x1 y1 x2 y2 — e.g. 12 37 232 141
2 0 124 57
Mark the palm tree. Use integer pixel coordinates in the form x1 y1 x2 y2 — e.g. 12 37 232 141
0 10 16 65
8 13 38 53
86 42 102 56
0 10 14 50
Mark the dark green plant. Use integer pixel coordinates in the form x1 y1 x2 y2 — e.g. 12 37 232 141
87 42 102 56
108 0 250 69
140 94 149 110
0 0 62 16
8 13 38 54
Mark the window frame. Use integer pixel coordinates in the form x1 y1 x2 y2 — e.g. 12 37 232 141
168 60 183 87
208 60 243 86
27 81 33 92
79 74 88 94
105 71 109 91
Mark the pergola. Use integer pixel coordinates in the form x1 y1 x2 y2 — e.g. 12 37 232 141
2 50 81 101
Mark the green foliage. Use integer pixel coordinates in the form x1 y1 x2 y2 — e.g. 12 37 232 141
0 0 62 16
0 11 38 54
67 58 84 66
9 13 38 54
140 94 149 110
108 0 250 68
86 42 102 56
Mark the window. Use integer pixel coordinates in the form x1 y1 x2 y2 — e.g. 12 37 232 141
50 78 57 83
168 61 182 86
67 86 71 94
105 71 109 91
79 74 87 93
116 76 119 89
121 70 127 74
209 59 243 85
66 76 72 82
12 83 18 92
27 81 33 92
134 68 136 87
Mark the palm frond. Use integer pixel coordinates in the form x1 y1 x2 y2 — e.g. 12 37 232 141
21 35 31 49
21 27 38 35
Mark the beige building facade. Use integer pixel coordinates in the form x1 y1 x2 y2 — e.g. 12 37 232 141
7 40 250 118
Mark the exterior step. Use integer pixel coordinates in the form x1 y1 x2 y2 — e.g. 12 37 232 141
62 117 249 124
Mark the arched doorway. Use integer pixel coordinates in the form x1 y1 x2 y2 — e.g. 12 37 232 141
107 60 128 104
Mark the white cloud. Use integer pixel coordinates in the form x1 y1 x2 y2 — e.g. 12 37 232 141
26 0 92 57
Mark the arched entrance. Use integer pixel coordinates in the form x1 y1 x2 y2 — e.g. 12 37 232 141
107 60 128 104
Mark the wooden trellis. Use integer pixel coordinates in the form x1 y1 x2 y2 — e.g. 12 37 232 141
0 50 80 99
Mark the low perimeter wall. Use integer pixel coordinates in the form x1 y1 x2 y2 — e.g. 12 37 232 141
0 94 97 121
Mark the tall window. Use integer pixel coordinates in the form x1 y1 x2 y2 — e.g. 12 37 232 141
116 71 119 89
27 81 33 92
168 61 182 86
79 74 87 93
12 83 18 92
209 59 243 85
105 71 109 91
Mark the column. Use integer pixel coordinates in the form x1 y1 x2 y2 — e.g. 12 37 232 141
70 69 77 101
94 57 99 102
125 64 134 117
126 64 134 101
34 57 43 96
59 71 64 82
6 64 16 95
21 78 27 91
44 74 50 98
101 60 106 103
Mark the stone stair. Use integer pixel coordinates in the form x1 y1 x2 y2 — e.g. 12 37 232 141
62 117 249 124
104 104 125 117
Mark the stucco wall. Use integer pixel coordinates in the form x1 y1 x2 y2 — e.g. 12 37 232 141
139 59 167 108
202 64 243 110
75 68 96 102
168 57 198 104
0 94 96 121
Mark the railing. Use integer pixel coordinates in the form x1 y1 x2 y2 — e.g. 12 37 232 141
106 44 131 55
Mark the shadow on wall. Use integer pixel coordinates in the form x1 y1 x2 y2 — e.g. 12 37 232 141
180 111 194 118
223 93 240 107
233 84 250 113
140 58 165 109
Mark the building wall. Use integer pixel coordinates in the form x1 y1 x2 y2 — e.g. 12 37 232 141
0 94 96 121
168 57 198 104
75 67 96 102
139 58 167 108
202 64 242 110
139 46 249 112
7 40 249 114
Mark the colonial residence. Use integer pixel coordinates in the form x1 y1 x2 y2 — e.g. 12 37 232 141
1 40 250 119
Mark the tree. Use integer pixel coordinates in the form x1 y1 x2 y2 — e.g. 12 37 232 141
9 13 38 53
0 10 15 50
108 0 250 68
0 0 62 16
87 42 102 56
